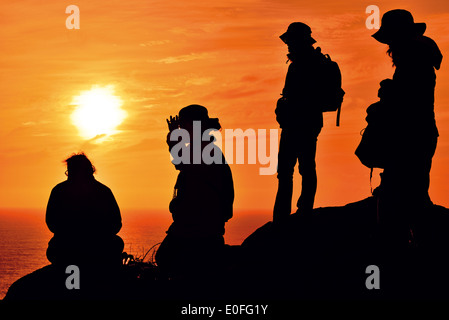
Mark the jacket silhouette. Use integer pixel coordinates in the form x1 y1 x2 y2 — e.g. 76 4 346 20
45 153 123 266
156 105 234 278
273 22 328 221
168 163 234 238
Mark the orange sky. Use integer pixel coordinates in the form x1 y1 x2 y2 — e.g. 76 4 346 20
1 0 449 212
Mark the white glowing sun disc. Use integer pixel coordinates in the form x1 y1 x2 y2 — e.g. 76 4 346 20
71 85 127 140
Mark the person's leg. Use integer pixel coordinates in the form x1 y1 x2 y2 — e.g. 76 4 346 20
296 129 320 213
273 130 298 222
194 236 226 277
378 165 410 245
378 137 436 247
406 136 438 244
155 234 178 276
419 136 437 205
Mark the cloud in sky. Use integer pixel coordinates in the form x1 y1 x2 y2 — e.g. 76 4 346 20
150 52 214 64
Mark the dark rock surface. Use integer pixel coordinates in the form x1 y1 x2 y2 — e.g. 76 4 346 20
5 197 449 300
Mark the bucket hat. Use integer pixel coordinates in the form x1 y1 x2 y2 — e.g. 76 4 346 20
372 9 426 44
280 22 316 45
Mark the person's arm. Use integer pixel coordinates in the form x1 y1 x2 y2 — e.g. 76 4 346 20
281 63 296 100
221 165 234 222
107 189 122 235
166 115 182 153
169 172 186 220
45 188 59 234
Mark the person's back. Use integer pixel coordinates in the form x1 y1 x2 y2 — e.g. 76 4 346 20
169 161 234 238
45 153 123 266
392 36 441 89
390 35 442 138
46 179 122 239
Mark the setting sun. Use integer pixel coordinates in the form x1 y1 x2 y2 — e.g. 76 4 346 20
71 85 127 140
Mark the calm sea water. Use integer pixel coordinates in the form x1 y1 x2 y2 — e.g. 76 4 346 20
0 209 271 299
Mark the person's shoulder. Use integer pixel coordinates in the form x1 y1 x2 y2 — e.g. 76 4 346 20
51 181 68 192
92 179 112 192
215 162 233 177
419 35 438 47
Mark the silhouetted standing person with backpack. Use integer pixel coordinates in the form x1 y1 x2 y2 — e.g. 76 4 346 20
273 23 344 222
372 10 443 243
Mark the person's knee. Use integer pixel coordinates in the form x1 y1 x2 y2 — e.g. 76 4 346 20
277 169 294 180
298 163 316 177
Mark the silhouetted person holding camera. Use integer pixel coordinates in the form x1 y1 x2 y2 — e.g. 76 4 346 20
46 153 124 267
156 105 234 278
273 22 343 222
372 10 442 243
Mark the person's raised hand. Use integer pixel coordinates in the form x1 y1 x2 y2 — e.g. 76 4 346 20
166 115 179 131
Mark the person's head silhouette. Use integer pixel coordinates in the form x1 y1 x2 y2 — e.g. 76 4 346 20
178 104 221 135
372 9 426 45
373 9 442 70
280 22 316 53
64 152 96 180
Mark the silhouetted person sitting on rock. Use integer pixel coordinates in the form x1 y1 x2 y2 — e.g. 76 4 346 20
273 22 343 222
371 10 443 243
156 105 234 279
46 153 124 268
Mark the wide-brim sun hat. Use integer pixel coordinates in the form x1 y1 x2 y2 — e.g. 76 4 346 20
178 104 221 131
280 22 316 45
179 104 210 122
372 9 426 44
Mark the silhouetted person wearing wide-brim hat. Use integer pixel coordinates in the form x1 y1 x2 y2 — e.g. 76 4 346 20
372 9 427 45
273 22 343 222
371 10 443 244
156 105 234 279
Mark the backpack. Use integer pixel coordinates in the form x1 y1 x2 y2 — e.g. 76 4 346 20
275 49 344 128
355 100 394 193
355 100 391 169
317 52 345 126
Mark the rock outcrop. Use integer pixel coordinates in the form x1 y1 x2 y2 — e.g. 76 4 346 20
5 197 449 300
